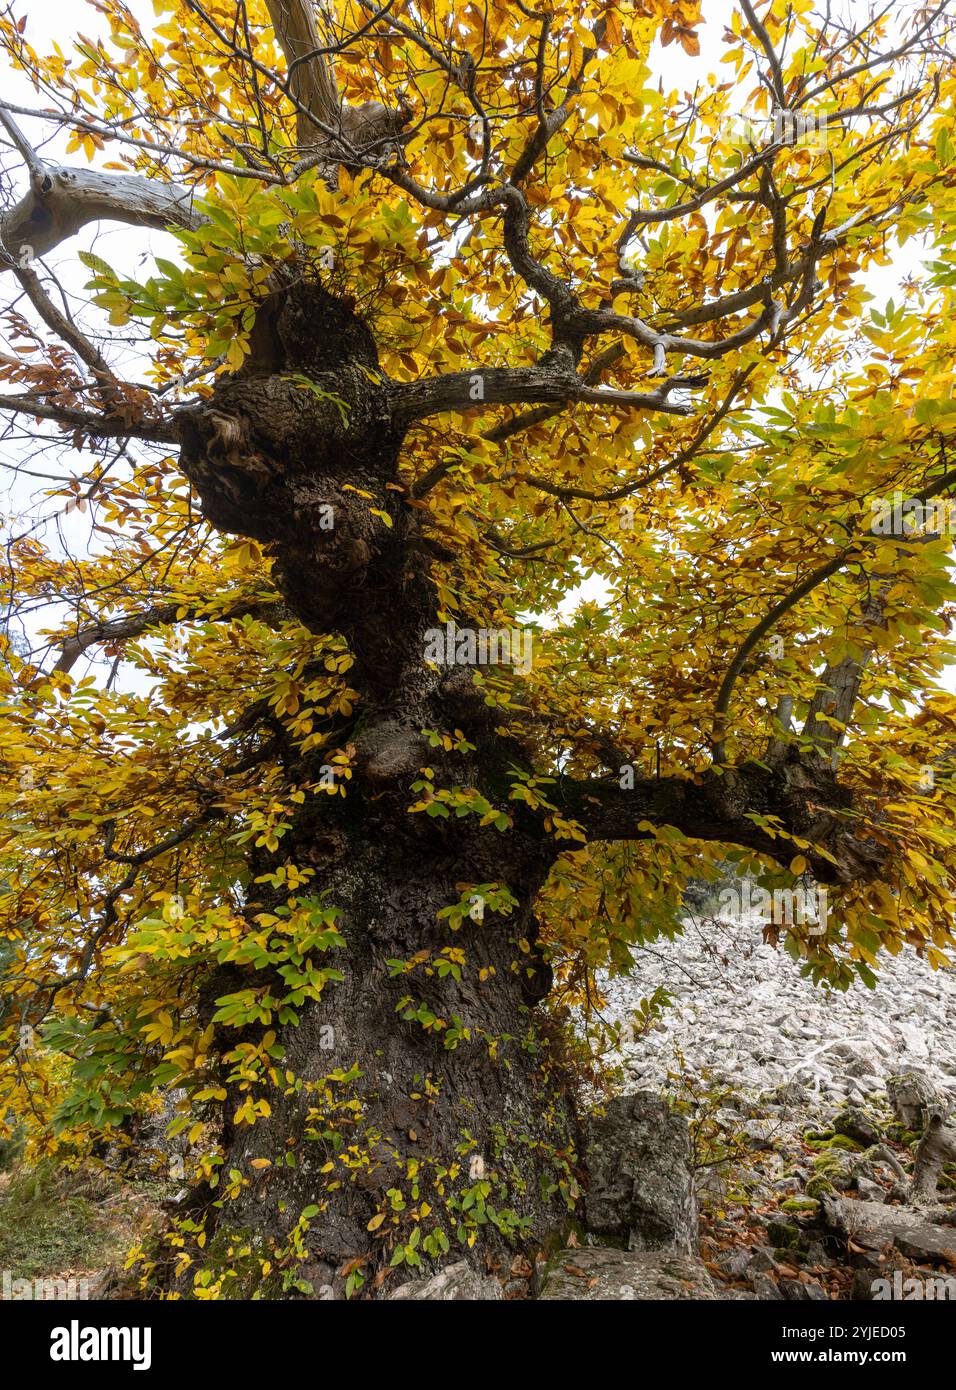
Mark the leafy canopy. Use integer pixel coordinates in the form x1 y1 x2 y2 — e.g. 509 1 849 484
0 0 955 1158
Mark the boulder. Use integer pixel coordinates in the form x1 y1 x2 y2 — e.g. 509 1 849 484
822 1196 956 1265
584 1091 698 1253
540 1248 716 1300
387 1261 502 1300
833 1104 883 1147
886 1071 938 1130
750 1272 784 1300
716 1249 751 1279
780 1277 828 1300
746 1247 779 1274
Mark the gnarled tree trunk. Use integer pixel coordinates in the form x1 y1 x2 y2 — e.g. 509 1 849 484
170 279 579 1295
202 806 576 1296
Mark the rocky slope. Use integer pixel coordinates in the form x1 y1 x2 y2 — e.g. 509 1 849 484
602 910 956 1107
584 911 956 1301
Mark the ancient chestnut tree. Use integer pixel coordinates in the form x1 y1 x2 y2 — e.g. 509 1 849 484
1 0 955 1296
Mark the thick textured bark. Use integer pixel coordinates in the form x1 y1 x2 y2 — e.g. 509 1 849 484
192 797 577 1297
176 280 437 700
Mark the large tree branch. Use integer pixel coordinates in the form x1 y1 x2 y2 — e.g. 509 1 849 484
239 0 409 163
0 104 199 280
391 363 702 427
0 1 406 277
496 183 823 374
555 759 886 888
0 150 203 269
263 0 340 148
478 344 628 449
